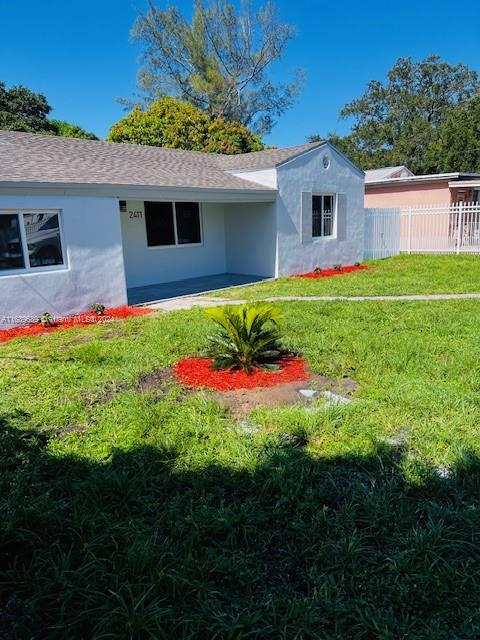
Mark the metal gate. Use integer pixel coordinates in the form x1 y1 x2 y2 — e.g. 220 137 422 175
365 203 480 257
364 207 401 259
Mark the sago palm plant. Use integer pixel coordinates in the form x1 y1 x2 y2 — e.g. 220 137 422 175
205 303 284 373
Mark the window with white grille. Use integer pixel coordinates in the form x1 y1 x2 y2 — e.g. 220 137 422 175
312 194 336 238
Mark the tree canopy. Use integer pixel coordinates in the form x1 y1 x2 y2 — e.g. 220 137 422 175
0 82 52 133
0 81 98 140
107 96 264 154
309 56 480 174
49 119 98 140
131 0 303 135
425 97 480 173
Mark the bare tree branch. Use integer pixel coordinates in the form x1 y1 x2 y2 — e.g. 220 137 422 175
131 0 303 134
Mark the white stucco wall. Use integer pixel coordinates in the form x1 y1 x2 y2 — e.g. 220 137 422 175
275 145 365 274
0 195 127 327
120 201 227 288
224 202 277 277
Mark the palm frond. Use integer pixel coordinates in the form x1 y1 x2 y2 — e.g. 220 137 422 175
205 303 284 373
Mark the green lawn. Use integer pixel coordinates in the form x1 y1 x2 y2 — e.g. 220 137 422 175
1 269 480 637
212 254 480 299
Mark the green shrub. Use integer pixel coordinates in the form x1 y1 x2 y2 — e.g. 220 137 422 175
92 303 106 316
205 303 284 373
38 312 54 327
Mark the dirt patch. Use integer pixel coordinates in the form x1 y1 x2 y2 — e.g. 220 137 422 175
82 363 357 418
85 380 131 406
315 374 358 395
137 367 174 393
55 423 90 437
213 374 358 417
0 354 38 361
58 328 131 350
85 367 178 406
135 365 357 417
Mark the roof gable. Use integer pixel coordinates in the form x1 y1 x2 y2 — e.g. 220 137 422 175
220 142 324 170
365 166 414 182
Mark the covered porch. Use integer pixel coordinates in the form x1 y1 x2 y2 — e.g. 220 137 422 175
120 196 277 305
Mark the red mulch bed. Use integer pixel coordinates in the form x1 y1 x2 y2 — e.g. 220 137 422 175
174 356 310 391
293 264 368 278
0 306 151 344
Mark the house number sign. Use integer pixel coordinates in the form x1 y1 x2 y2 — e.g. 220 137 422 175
129 210 143 219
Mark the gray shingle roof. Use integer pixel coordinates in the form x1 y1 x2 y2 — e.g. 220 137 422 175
0 131 324 192
364 166 414 182
221 141 324 170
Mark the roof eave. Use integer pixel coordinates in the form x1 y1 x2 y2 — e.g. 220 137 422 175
366 172 480 187
0 181 278 203
448 179 480 189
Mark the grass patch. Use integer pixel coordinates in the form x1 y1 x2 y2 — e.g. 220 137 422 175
212 254 480 299
1 298 480 637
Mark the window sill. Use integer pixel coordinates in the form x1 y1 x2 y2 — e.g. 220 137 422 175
147 242 204 250
312 235 337 243
0 264 68 278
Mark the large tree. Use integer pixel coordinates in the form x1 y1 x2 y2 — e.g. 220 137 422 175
107 96 264 154
425 97 480 173
309 56 480 173
132 0 303 135
0 81 52 133
0 81 98 139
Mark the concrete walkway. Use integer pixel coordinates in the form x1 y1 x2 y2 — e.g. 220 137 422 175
146 296 245 311
145 292 480 312
264 293 480 302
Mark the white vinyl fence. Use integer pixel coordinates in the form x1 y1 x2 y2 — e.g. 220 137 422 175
365 203 480 258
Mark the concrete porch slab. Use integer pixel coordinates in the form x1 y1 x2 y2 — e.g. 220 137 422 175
127 273 266 305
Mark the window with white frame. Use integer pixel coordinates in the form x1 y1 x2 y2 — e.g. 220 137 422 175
312 194 336 238
0 211 64 273
144 201 202 247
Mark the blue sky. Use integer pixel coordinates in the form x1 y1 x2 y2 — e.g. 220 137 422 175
1 0 480 147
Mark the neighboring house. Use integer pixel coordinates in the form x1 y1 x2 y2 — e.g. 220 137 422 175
365 168 480 207
365 166 414 182
0 131 365 325
364 167 480 256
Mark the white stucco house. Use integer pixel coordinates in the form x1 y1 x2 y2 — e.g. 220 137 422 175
0 131 365 325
